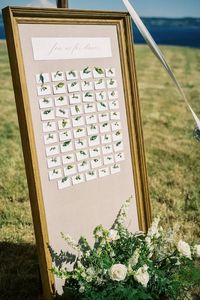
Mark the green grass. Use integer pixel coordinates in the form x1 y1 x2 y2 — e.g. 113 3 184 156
0 41 200 299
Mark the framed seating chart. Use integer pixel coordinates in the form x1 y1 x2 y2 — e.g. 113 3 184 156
3 6 151 299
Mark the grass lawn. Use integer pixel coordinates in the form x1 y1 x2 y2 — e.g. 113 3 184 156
0 40 200 299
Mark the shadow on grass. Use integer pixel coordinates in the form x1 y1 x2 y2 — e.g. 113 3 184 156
0 242 42 300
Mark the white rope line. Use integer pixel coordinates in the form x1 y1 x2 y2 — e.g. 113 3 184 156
122 0 200 130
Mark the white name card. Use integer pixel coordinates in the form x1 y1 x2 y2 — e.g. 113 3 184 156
32 37 112 60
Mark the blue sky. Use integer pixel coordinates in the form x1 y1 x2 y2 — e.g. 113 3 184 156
1 0 200 18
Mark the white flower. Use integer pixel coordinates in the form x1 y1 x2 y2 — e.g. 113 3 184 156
108 229 120 241
128 248 140 266
134 265 150 288
86 267 95 276
109 264 127 281
194 245 200 257
79 286 85 293
177 240 192 259
147 218 160 238
85 251 90 257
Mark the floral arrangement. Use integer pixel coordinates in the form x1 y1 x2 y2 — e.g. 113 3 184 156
50 198 200 300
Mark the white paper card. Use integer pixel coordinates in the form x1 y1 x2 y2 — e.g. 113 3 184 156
49 168 62 180
64 164 77 176
69 93 81 104
91 158 102 169
94 79 105 90
98 113 109 123
67 82 80 93
87 124 99 136
104 155 114 165
62 154 75 164
36 73 50 84
110 111 120 120
108 90 118 100
115 152 125 162
37 85 51 96
77 161 90 172
72 174 85 185
89 147 100 158
83 92 94 102
101 134 112 144
70 105 83 116
110 164 120 174
85 114 97 125
53 83 66 94
74 139 87 150
88 135 100 147
81 81 93 91
66 70 78 80
73 127 86 139
60 140 73 153
102 144 113 155
112 131 123 142
111 121 122 131
109 100 119 110
107 79 117 89
76 150 89 161
93 67 105 78
39 97 53 109
58 176 72 189
100 122 111 133
72 116 85 127
32 38 112 60
44 133 57 145
85 170 97 181
47 156 61 168
58 119 71 130
105 68 116 78
98 167 110 178
59 130 72 141
56 108 69 118
114 141 124 152
46 145 59 157
43 121 56 133
41 109 55 121
96 91 107 101
80 67 92 79
84 103 96 114
97 102 108 112
51 71 64 82
54 96 68 107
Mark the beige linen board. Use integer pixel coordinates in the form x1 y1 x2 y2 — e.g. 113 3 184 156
3 7 151 299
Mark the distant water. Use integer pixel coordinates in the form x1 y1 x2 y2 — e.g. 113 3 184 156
133 24 200 48
0 16 200 48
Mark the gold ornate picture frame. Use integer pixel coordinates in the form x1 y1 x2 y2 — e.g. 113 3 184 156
3 7 151 299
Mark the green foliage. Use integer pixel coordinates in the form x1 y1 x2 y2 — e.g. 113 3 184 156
51 200 200 299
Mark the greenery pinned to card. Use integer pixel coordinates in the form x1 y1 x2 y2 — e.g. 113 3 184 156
68 70 76 77
83 67 91 74
94 67 104 75
56 82 65 89
39 73 44 85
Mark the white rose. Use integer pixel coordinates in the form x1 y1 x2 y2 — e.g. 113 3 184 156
79 286 85 293
134 265 150 288
194 245 200 257
108 229 120 241
177 240 192 259
109 264 127 281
